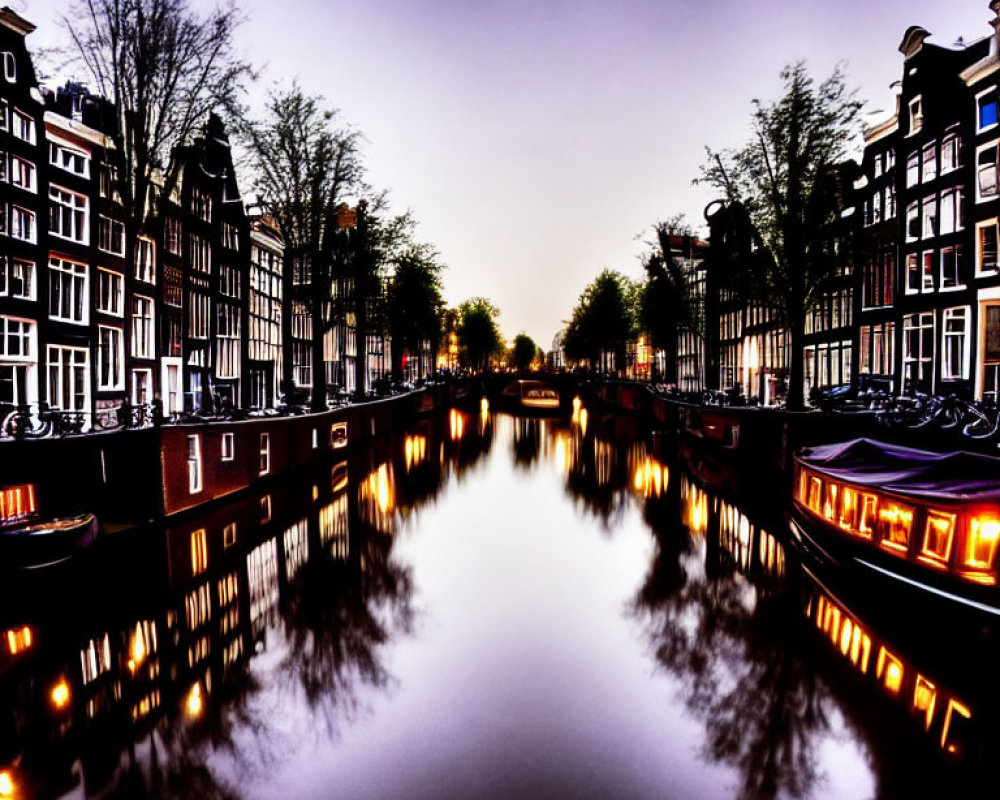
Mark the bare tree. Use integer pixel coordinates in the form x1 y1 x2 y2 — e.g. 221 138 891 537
63 0 253 228
237 84 367 408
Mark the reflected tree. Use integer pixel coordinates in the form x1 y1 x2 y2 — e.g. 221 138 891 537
512 417 543 471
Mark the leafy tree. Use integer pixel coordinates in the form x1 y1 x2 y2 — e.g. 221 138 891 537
510 333 538 372
64 0 252 232
638 215 700 384
386 246 445 381
238 84 367 408
698 62 861 409
562 269 637 373
457 298 502 372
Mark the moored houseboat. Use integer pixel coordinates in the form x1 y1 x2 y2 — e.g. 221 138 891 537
0 484 97 569
789 439 1000 618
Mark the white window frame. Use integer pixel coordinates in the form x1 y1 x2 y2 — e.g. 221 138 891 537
977 218 999 277
940 245 964 291
905 202 919 242
942 306 971 381
908 95 923 136
221 432 235 461
2 52 14 82
46 344 90 412
977 85 999 133
921 141 937 184
941 132 960 174
10 205 35 243
938 187 962 235
259 433 270 475
921 250 935 293
12 109 33 144
49 184 89 244
48 140 90 178
922 195 937 239
49 257 89 325
98 215 125 255
135 235 156 283
131 295 155 359
9 155 35 192
187 434 203 494
906 151 920 188
1 257 34 300
976 139 1000 203
97 324 124 391
96 268 124 316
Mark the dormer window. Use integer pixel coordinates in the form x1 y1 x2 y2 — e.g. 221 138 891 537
909 96 923 135
2 52 15 83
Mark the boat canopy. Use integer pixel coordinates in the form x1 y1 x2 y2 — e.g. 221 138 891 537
797 439 1000 505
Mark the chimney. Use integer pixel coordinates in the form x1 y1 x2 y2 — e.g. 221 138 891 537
335 204 357 229
898 25 931 59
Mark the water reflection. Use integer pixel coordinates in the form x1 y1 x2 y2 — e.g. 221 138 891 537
0 404 995 797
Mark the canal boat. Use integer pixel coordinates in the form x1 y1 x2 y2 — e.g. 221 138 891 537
789 438 1000 618
499 379 561 411
0 484 98 569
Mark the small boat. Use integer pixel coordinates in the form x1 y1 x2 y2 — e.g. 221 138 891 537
500 380 561 410
1 484 98 569
789 438 1000 617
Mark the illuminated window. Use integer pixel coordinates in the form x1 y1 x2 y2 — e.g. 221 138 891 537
223 522 237 548
260 495 271 523
858 494 878 538
878 501 913 552
876 647 904 694
913 675 937 730
259 433 270 475
964 514 1000 573
940 698 972 753
838 486 858 531
977 219 999 275
807 475 823 514
0 484 35 523
187 435 202 493
190 528 208 576
921 510 955 565
221 432 234 461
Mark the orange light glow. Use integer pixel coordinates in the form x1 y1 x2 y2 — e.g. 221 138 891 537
6 625 32 655
838 487 858 531
480 397 489 415
913 675 937 730
186 682 203 717
0 770 13 797
823 483 839 523
964 515 1000 572
940 698 972 753
404 435 427 471
51 678 70 710
0 483 37 523
807 476 823 514
878 502 913 552
449 409 466 441
128 623 147 673
858 494 878 538
632 456 669 499
920 510 955 566
579 408 588 435
877 647 904 694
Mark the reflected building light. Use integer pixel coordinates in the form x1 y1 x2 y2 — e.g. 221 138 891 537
319 495 350 558
5 625 32 656
80 633 112 685
594 440 613 486
127 620 158 676
247 538 280 635
555 435 569 474
186 682 203 718
360 462 396 534
284 518 310 579
405 434 428 472
50 677 71 711
758 530 786 577
480 396 489 415
190 528 208 576
913 675 938 730
941 699 972 754
0 770 13 797
450 409 466 441
630 449 669 499
332 461 349 493
681 477 709 538
579 408 588 435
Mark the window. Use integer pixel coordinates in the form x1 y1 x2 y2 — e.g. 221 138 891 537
906 202 919 241
165 217 182 255
220 264 240 298
0 258 34 300
2 52 14 82
187 435 203 494
862 251 894 308
49 185 88 244
97 325 124 390
938 188 962 235
977 219 999 275
191 529 208 575
884 185 896 219
96 269 123 316
9 156 34 192
977 141 999 201
11 206 35 242
135 236 155 283
903 312 934 389
224 522 238 547
905 253 920 294
47 344 89 412
906 151 920 187
908 96 923 135
922 251 935 292
99 164 121 202
859 322 895 376
131 296 154 359
940 246 964 290
49 143 89 177
0 99 7 131
922 142 937 183
941 134 960 174
222 222 239 250
190 234 209 272
221 432 235 461
12 109 33 143
942 307 969 380
216 304 240 379
979 88 998 131
873 152 883 178
49 258 88 324
98 216 125 255
190 187 211 222
0 316 35 406
922 196 937 239
259 433 270 475
188 292 210 338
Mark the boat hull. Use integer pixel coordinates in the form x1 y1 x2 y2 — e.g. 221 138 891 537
1 512 99 570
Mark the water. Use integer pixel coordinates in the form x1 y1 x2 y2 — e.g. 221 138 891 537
0 407 991 799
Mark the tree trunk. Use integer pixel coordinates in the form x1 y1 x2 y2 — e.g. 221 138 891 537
310 274 328 412
786 311 807 411
354 205 370 400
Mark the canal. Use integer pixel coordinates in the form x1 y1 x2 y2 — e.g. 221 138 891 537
0 404 993 799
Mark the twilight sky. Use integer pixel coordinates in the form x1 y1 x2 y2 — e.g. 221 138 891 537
21 0 996 347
